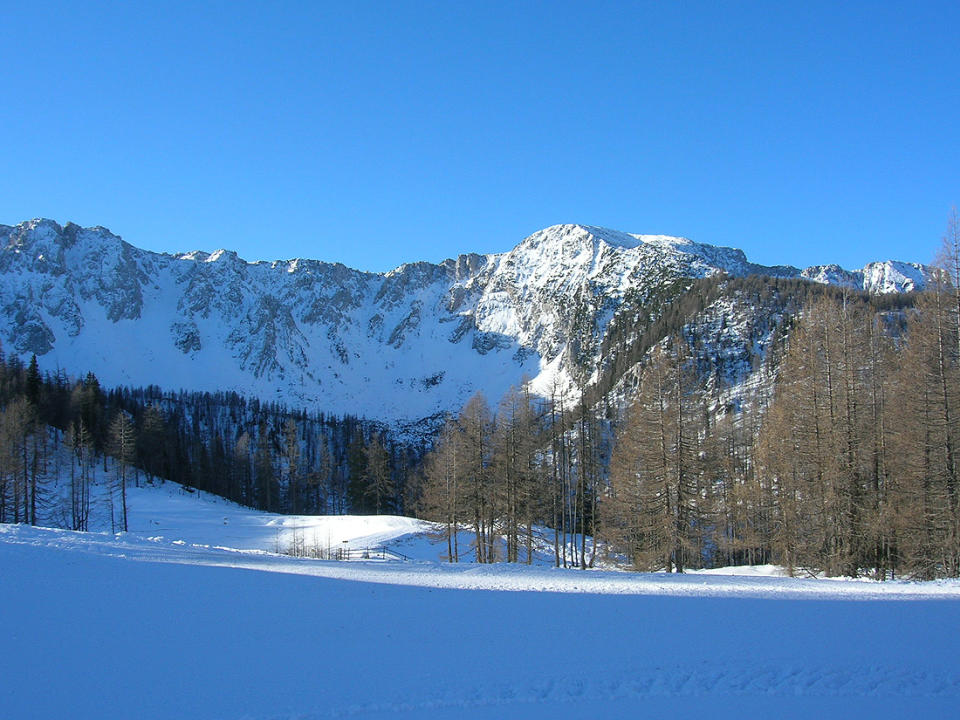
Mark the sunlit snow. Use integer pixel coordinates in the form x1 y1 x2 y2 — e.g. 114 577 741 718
2 480 959 719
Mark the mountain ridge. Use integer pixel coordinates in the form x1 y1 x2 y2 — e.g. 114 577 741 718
0 218 934 426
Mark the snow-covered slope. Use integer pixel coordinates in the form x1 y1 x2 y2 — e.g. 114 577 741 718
3 464 958 718
801 260 929 293
125 480 440 556
2 521 959 720
118 478 567 563
0 218 934 425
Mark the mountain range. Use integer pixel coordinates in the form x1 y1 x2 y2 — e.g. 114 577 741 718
0 218 932 427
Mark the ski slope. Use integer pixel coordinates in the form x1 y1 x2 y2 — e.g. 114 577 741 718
1 482 959 719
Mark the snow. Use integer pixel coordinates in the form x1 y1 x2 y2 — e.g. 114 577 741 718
125 481 438 556
802 260 929 294
2 481 959 719
120 480 579 565
861 260 928 293
2 220 934 431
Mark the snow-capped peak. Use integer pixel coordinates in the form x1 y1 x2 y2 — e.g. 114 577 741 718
801 260 928 294
0 218 935 426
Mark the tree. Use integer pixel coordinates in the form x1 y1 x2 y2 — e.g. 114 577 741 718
935 206 960 362
73 373 104 451
363 432 392 515
137 405 167 484
421 417 465 562
607 338 706 572
67 417 93 531
889 270 960 578
0 397 36 524
283 418 301 514
233 431 253 506
254 421 276 512
307 434 332 514
346 427 369 513
109 411 136 532
459 393 495 563
25 354 41 406
710 409 771 569
756 294 891 577
492 386 527 563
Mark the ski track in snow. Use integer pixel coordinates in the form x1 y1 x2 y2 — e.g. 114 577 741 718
312 663 960 718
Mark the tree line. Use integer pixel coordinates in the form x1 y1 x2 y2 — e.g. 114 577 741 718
0 353 418 530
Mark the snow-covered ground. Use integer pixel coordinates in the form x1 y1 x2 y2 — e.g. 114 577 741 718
123 480 442 558
2 481 959 719
118 480 567 564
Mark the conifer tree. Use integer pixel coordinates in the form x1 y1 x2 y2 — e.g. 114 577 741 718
109 411 136 532
346 427 369 513
421 417 464 561
254 421 276 512
459 392 494 562
607 338 705 572
891 271 960 577
25 354 41 407
283 418 301 514
363 432 392 515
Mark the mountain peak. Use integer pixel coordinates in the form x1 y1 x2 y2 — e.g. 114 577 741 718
540 224 646 249
0 217 936 426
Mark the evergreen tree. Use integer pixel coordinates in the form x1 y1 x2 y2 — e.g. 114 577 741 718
346 427 369 513
283 418 301 514
25 354 41 406
363 432 392 515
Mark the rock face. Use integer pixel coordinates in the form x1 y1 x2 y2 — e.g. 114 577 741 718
800 261 930 294
0 218 934 425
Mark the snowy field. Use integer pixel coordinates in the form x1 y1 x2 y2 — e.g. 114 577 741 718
2 481 960 719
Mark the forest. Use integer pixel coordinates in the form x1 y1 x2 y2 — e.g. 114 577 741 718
2 233 960 580
0 355 416 532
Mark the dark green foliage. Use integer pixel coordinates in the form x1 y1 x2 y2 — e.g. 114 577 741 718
25 354 40 405
0 352 418 518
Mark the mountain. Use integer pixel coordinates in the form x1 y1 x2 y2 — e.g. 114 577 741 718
0 218 933 426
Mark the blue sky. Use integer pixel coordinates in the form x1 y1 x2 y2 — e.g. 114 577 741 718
0 1 956 272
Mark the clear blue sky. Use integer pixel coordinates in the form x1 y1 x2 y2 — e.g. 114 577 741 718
1 1 957 272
